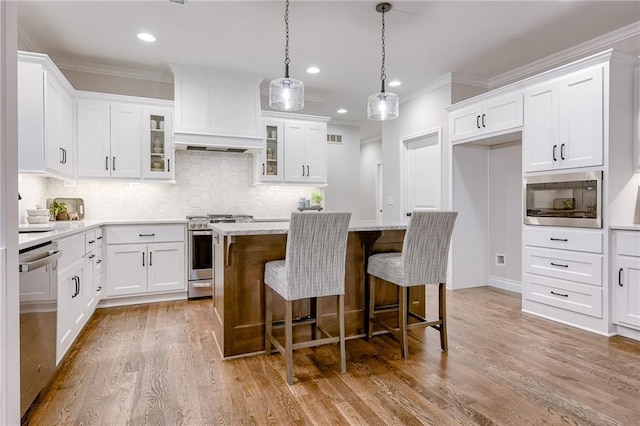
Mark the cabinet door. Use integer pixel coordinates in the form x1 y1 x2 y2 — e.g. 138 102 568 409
449 104 483 142
77 99 111 178
44 73 63 175
147 242 186 293
615 255 640 328
56 267 73 363
70 266 86 334
482 93 523 135
142 107 174 179
283 122 307 182
18 61 45 173
523 83 558 172
106 243 147 296
305 123 327 184
110 103 142 178
58 89 74 178
83 255 97 315
259 120 284 182
558 67 603 170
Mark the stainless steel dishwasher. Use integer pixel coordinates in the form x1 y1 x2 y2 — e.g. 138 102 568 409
19 242 62 417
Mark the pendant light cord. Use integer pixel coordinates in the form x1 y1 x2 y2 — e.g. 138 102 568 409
284 0 290 78
380 6 387 92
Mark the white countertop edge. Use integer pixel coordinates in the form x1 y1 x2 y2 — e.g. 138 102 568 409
610 224 640 231
209 220 409 236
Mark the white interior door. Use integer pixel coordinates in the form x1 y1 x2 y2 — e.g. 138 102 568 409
402 130 441 218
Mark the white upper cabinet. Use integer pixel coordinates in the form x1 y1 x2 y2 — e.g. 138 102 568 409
172 66 264 150
449 92 523 144
142 108 174 180
255 119 284 182
523 66 603 172
18 52 74 180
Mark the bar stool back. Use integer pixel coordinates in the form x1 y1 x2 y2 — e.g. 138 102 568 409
367 210 457 359
264 211 351 384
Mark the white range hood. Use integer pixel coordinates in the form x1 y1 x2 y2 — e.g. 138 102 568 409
171 65 264 152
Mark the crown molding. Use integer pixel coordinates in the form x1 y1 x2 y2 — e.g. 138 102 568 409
489 20 640 89
53 57 173 84
401 72 488 104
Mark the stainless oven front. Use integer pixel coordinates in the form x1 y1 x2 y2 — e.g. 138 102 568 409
188 229 213 298
524 171 602 228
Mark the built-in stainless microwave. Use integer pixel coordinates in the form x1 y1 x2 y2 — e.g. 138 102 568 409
524 171 602 228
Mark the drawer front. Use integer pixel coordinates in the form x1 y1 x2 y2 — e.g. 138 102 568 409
524 246 602 286
523 227 603 253
524 273 602 318
95 227 104 249
94 250 103 278
57 233 86 271
616 231 640 257
84 229 98 254
105 224 185 244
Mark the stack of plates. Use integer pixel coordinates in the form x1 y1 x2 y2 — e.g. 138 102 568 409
26 208 49 224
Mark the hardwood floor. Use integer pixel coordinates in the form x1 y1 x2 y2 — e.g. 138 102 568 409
23 287 640 425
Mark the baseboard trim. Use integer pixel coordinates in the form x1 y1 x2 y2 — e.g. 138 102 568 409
97 291 187 308
488 276 522 293
615 324 640 342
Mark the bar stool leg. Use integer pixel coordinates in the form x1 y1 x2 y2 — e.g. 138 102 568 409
310 297 318 340
399 285 408 360
265 287 273 355
285 300 294 385
367 275 376 338
439 282 448 352
338 294 346 374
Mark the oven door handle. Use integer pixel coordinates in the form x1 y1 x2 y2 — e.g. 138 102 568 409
19 250 62 273
191 230 213 236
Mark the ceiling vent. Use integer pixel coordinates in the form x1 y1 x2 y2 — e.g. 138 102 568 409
327 133 343 144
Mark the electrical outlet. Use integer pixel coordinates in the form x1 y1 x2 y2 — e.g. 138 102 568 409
387 196 394 205
496 254 506 267
129 182 141 189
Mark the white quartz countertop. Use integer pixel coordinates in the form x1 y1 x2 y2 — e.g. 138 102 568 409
209 219 409 236
19 218 188 250
610 224 640 231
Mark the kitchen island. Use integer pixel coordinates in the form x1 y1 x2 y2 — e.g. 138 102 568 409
209 220 423 359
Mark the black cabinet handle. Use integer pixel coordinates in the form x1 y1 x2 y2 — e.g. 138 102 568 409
142 252 145 267
619 268 624 287
96 259 102 264
149 252 153 266
63 148 67 164
60 147 64 164
406 212 412 217
481 113 486 128
262 163 265 175
97 236 102 240
550 262 569 268
72 276 80 298
88 240 95 244
112 157 116 171
138 233 155 237
105 156 109 170
302 165 305 176
550 291 569 298
550 238 568 242
476 115 481 129
553 145 557 161
306 165 309 177
88 254 96 259
97 286 102 292
560 143 565 160
168 159 170 172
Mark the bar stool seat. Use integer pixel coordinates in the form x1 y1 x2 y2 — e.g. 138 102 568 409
367 211 457 360
264 211 351 385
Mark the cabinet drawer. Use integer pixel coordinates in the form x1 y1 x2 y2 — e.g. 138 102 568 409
616 231 640 257
524 246 602 286
523 227 602 253
57 233 86 271
105 224 185 244
524 273 602 318
95 227 104 248
84 229 99 253
94 250 103 278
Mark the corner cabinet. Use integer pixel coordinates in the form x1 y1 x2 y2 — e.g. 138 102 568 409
18 51 74 180
76 92 174 181
105 224 186 300
612 230 640 331
523 66 604 172
449 92 523 144
254 112 330 185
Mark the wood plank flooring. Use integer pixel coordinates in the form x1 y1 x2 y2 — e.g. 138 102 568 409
23 287 640 425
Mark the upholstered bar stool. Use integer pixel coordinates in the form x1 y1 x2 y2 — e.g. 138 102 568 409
367 211 457 360
264 211 351 385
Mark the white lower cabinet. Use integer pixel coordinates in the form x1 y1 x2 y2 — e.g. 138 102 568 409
613 230 640 329
105 224 186 298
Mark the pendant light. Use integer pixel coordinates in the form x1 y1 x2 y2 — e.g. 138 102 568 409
367 2 399 121
269 0 304 111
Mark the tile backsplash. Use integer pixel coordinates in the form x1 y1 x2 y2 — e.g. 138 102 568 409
19 151 319 223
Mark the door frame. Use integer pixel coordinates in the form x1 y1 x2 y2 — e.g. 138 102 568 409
375 162 383 221
398 127 442 221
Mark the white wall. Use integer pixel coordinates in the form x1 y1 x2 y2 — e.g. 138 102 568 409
488 142 522 290
359 138 382 220
381 83 452 221
61 68 173 101
1 2 20 423
17 174 48 224
324 124 361 218
37 151 317 220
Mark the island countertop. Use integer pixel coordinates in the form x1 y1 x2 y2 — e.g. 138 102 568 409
209 219 409 236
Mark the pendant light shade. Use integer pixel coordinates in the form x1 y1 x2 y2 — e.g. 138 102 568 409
368 3 398 121
269 0 304 111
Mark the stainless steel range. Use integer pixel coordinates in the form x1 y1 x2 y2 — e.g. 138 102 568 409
186 214 253 298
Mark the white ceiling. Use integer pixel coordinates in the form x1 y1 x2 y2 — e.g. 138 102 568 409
16 1 640 140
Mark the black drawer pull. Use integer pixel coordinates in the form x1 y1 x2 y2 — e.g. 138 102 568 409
139 233 156 237
97 236 103 240
88 254 96 259
88 240 95 244
550 262 568 268
550 291 569 298
618 268 623 287
550 238 568 242
97 286 102 292
553 145 557 161
96 259 102 264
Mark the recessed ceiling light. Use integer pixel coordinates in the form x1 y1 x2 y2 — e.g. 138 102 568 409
388 80 401 87
337 109 347 114
137 32 156 42
306 66 320 74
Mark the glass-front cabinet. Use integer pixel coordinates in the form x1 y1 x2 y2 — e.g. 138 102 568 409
257 119 283 182
142 108 173 180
